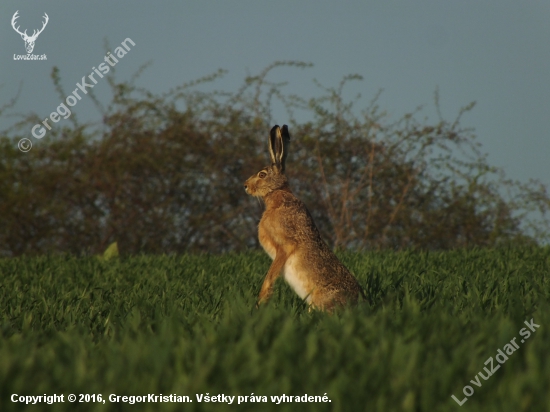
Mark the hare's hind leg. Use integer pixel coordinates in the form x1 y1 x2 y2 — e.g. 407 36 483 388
305 288 329 313
309 288 351 313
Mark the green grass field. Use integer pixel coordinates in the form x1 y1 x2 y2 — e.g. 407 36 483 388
1 248 549 411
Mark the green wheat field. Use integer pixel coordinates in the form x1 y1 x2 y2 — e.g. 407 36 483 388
1 248 549 412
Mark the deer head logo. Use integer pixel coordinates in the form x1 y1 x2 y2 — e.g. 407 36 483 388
11 11 49 54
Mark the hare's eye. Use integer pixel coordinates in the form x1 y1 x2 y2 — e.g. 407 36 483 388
258 171 267 178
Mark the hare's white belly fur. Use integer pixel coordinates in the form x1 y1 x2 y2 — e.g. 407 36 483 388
258 224 311 303
283 255 311 303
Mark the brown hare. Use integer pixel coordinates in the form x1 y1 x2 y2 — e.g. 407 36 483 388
244 125 364 312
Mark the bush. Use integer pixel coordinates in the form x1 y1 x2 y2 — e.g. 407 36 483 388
0 62 548 255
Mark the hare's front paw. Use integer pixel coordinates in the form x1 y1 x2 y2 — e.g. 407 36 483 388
256 289 272 309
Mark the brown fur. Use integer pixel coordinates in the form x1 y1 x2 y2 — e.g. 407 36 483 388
244 125 363 312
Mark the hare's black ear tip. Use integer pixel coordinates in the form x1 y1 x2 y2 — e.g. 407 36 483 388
281 125 290 137
270 125 280 134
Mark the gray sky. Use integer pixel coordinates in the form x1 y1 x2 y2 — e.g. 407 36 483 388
2 1 549 188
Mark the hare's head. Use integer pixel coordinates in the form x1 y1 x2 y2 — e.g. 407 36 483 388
244 125 290 198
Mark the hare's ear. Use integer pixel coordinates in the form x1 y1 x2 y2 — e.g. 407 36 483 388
280 125 290 172
268 125 280 166
268 125 290 172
